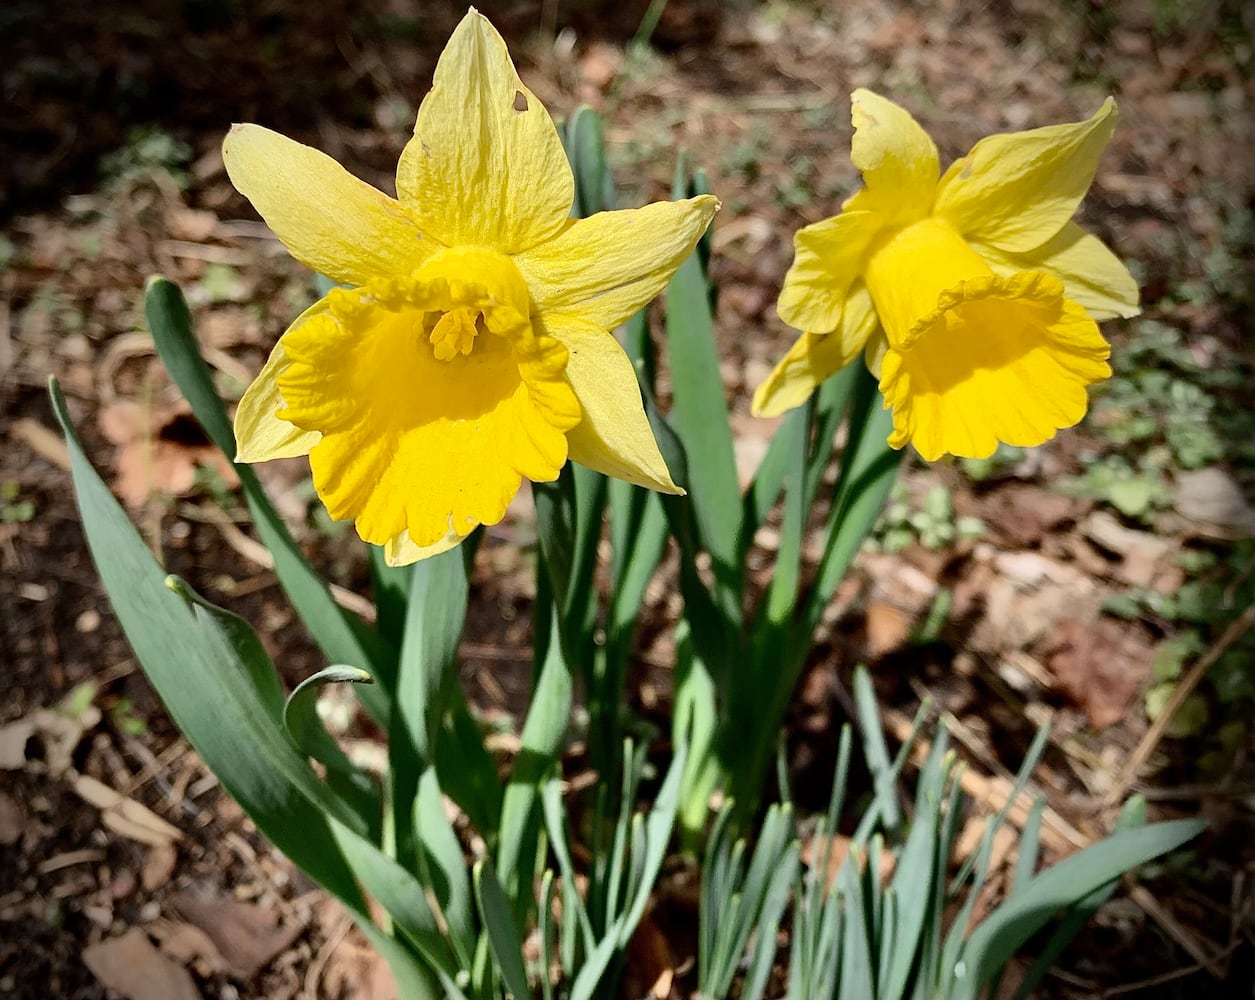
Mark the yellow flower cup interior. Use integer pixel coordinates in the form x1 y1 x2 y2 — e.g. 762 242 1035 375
864 218 1113 461
275 246 580 548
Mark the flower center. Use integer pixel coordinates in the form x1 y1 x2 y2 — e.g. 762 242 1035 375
863 216 994 351
427 306 483 361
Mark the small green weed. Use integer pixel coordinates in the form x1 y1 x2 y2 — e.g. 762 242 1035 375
108 697 149 737
869 482 984 553
1109 539 1255 767
100 126 193 190
1 482 35 523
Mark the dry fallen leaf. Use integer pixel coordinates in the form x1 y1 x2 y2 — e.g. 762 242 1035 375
99 399 238 507
865 601 914 658
81 927 202 1000
1043 617 1151 730
173 891 304 980
982 483 1079 547
0 718 35 771
1174 467 1255 538
165 205 220 242
151 918 228 977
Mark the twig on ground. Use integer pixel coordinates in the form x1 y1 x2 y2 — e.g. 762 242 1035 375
1128 883 1227 978
1100 947 1238 997
192 502 377 622
883 706 1089 855
302 909 353 1000
1105 600 1255 809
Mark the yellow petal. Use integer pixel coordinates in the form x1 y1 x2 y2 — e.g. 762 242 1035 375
234 299 327 462
384 528 466 567
753 284 878 418
878 271 1111 461
970 222 1140 321
933 99 1117 254
514 197 718 331
222 124 429 287
863 326 890 380
395 10 573 254
841 89 939 227
542 316 681 494
776 212 881 333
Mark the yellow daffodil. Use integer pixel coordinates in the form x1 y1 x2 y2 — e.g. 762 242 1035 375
753 90 1139 461
224 10 717 565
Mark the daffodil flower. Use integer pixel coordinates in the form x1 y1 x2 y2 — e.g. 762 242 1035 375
753 90 1139 461
224 10 718 565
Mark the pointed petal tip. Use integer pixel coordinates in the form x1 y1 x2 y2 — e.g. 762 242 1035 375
382 526 469 566
749 379 799 421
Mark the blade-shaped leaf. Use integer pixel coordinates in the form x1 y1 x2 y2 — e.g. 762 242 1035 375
663 164 741 612
474 859 532 999
53 377 458 981
144 277 395 705
282 664 380 826
953 818 1205 997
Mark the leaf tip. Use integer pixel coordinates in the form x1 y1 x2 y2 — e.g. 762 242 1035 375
164 574 193 602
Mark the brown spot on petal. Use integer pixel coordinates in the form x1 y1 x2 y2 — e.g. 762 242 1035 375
513 90 528 112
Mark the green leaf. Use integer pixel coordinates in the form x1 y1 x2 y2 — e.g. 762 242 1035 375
540 778 595 960
662 171 742 613
413 769 475 967
53 379 372 916
1007 797 1148 1000
762 396 808 626
854 666 902 833
742 398 808 547
395 549 469 765
474 859 532 999
52 376 458 982
617 733 689 941
674 620 720 839
368 543 412 651
143 277 395 710
537 870 557 1000
283 665 372 759
567 933 623 1000
600 482 667 773
360 928 443 999
954 818 1205 996
879 749 943 1000
740 839 801 1000
163 574 285 718
805 360 861 509
533 464 605 658
435 686 502 836
805 367 900 637
699 803 796 997
497 611 573 919
563 105 616 216
282 664 380 826
838 850 875 1000
144 276 234 455
385 549 468 879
